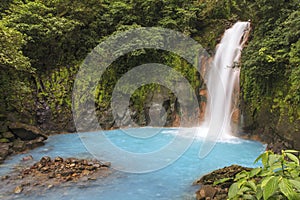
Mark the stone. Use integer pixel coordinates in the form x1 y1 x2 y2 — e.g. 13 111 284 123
70 163 76 167
82 170 90 176
2 131 15 140
196 185 217 200
100 166 109 170
102 162 111 167
85 166 95 171
194 165 253 200
22 155 33 161
3 156 112 194
14 185 23 194
93 163 101 168
26 137 45 149
8 122 47 141
12 139 26 151
41 166 49 172
1 175 10 180
66 176 73 181
40 156 51 164
48 173 55 179
70 158 79 163
0 143 12 163
22 168 31 175
54 157 63 162
61 170 72 177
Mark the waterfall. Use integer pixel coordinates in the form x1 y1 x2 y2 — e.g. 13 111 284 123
203 21 251 139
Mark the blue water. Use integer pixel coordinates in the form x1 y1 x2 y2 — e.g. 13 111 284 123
0 128 265 200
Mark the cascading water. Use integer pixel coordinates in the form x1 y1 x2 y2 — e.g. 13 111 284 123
203 21 251 139
0 21 265 200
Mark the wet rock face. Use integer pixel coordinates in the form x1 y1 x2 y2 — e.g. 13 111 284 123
0 122 47 164
8 122 47 141
241 99 300 151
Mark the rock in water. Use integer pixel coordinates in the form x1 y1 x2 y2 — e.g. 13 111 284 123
14 185 23 194
8 122 47 141
12 139 26 151
0 143 11 163
196 185 217 200
22 155 33 161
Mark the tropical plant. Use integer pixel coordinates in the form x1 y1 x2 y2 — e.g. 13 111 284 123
216 150 300 200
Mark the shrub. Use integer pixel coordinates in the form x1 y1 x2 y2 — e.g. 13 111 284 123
216 150 300 200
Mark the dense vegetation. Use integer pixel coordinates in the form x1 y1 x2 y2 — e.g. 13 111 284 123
240 0 300 149
0 0 299 148
216 150 300 199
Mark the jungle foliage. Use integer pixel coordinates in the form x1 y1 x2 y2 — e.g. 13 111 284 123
0 0 299 135
215 150 300 200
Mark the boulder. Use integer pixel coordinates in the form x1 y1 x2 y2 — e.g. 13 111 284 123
8 122 47 141
2 131 15 140
12 138 26 152
26 136 46 150
0 143 11 163
196 185 217 200
14 185 23 194
194 165 253 200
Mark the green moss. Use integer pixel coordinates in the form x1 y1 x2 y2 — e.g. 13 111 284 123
0 138 10 143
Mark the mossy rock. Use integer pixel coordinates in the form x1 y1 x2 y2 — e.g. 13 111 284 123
2 132 15 140
0 138 10 143
194 165 252 188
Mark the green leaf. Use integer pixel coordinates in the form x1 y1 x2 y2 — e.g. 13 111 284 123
228 182 239 199
279 178 299 200
262 176 279 200
284 150 299 153
250 168 262 177
213 177 232 186
270 163 283 172
260 170 274 177
261 152 270 168
235 171 249 181
243 194 257 200
238 185 252 194
268 154 279 167
246 180 257 192
255 152 264 164
261 176 274 188
286 153 300 165
256 187 263 200
289 179 300 191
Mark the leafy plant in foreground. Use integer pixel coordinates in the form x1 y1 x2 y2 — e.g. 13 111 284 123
216 150 300 200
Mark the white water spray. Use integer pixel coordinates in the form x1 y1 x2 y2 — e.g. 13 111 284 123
203 21 251 140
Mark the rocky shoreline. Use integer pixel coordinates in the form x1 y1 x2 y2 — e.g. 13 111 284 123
0 156 112 197
192 134 293 200
193 165 252 200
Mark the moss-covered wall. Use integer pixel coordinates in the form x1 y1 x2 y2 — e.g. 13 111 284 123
240 1 300 148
